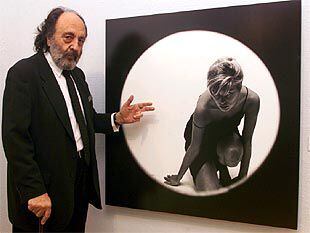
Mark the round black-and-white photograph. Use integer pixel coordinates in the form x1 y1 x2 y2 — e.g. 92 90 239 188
121 31 280 196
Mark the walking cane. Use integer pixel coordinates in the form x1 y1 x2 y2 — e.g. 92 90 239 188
38 217 44 233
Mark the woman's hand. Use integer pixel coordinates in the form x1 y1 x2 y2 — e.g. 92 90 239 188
164 175 181 186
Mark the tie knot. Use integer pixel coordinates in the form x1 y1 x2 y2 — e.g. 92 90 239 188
62 70 71 79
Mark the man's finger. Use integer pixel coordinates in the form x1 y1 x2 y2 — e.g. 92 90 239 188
142 106 155 112
28 205 41 214
139 102 153 107
28 205 34 212
133 113 143 119
124 95 134 107
35 209 45 218
41 208 51 225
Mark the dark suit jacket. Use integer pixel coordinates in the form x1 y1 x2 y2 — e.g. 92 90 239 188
2 52 113 231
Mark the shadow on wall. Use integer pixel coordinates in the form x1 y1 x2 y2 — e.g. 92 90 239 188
106 32 149 112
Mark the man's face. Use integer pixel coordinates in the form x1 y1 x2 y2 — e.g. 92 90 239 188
47 12 86 70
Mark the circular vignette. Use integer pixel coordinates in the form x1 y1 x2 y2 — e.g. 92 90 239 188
120 30 280 196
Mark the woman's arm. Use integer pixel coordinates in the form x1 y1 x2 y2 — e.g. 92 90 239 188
179 124 205 177
164 123 205 186
238 91 260 178
164 105 207 186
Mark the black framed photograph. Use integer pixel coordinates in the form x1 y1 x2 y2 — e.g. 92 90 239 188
106 0 300 229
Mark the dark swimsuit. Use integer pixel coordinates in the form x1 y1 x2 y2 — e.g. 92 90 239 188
184 87 249 180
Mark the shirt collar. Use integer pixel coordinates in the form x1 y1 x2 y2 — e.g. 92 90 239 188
44 52 63 79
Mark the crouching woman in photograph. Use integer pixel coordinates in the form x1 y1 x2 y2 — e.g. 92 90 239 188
164 57 260 191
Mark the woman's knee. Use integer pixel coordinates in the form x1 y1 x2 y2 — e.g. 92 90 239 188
194 163 221 191
217 133 243 167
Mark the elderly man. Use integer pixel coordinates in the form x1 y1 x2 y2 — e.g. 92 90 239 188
2 7 154 232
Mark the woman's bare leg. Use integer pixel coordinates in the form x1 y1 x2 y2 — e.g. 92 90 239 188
218 163 232 186
194 161 221 191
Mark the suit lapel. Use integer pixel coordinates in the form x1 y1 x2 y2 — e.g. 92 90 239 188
37 53 75 142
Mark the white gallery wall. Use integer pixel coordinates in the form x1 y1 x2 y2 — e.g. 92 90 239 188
0 0 309 232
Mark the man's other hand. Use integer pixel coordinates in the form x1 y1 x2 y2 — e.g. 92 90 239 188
28 193 52 225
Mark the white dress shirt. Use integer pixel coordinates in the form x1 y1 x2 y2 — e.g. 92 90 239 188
45 53 119 152
45 52 85 151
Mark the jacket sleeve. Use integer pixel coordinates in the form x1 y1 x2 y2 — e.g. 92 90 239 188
93 111 114 134
2 66 46 204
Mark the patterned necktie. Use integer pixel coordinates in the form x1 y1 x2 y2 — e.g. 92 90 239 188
62 70 90 165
